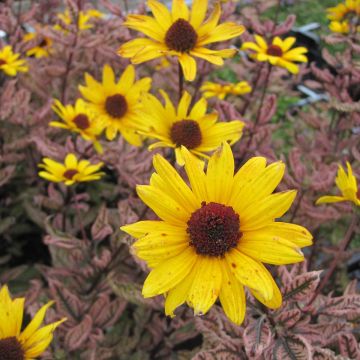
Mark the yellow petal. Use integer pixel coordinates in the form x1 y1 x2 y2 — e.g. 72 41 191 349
179 53 197 81
177 91 192 119
190 0 208 29
147 0 172 30
172 0 189 21
121 221 186 238
64 153 78 169
250 275 282 309
316 195 347 204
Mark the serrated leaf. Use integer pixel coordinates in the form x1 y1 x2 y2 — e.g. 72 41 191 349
64 314 93 351
338 333 360 359
273 335 312 360
244 316 272 358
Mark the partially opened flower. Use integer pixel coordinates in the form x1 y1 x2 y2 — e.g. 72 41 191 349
121 143 312 324
327 1 360 34
79 64 151 143
0 285 66 359
201 81 252 100
55 8 103 31
137 90 244 165
23 31 52 58
0 46 28 76
50 99 104 153
118 0 245 81
242 36 308 74
38 153 104 186
316 162 360 207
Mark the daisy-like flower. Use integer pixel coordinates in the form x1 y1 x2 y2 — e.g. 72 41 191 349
137 90 244 165
79 64 151 144
121 143 312 324
23 31 52 58
201 81 252 100
316 162 360 207
0 285 66 359
0 46 28 77
50 99 104 153
241 36 308 74
55 8 103 31
327 0 360 34
118 0 245 81
38 153 104 186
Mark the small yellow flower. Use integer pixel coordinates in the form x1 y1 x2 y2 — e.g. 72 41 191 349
242 36 308 74
137 90 244 165
118 0 245 81
0 285 66 359
38 153 104 186
78 64 151 144
23 31 52 58
121 143 312 325
327 1 360 33
55 8 103 31
201 81 252 100
316 162 360 207
50 99 104 153
0 46 28 76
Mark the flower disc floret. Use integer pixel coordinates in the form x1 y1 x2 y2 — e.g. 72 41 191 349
165 19 198 52
266 44 283 57
170 120 202 149
105 94 128 118
0 337 24 360
72 114 90 130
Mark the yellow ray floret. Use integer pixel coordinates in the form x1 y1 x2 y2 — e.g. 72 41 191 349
316 162 360 207
136 90 244 165
38 153 104 186
242 35 308 74
118 0 245 81
78 64 151 144
23 30 53 58
121 143 312 325
0 285 66 359
50 99 104 153
201 81 252 100
0 46 28 77
55 8 104 31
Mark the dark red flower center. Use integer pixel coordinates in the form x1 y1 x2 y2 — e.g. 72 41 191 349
266 44 283 57
0 337 24 360
0 59 6 66
39 38 49 47
63 169 78 180
187 202 241 257
170 120 202 149
73 114 90 130
165 19 198 53
357 188 360 200
105 94 128 118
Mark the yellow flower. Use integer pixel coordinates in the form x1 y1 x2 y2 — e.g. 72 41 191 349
55 8 103 31
316 162 360 207
121 143 312 324
137 90 244 165
118 0 245 81
50 99 104 153
0 46 28 76
38 153 104 186
0 285 66 359
79 64 151 144
327 1 360 33
242 35 308 74
201 81 252 100
23 31 52 58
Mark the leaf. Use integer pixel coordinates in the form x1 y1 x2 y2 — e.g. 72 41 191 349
312 347 338 360
275 309 302 329
259 94 277 124
243 316 272 358
273 335 312 360
64 314 93 351
283 271 322 302
338 333 360 358
0 165 16 187
192 342 244 360
318 295 360 320
91 204 113 242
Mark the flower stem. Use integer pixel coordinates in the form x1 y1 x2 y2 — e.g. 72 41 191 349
306 212 359 307
178 61 184 102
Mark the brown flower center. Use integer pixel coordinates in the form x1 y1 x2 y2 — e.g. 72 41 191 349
0 59 6 66
39 38 49 47
165 19 198 53
73 114 90 130
0 337 24 360
266 44 283 57
105 94 128 118
63 169 78 180
187 202 241 257
170 120 202 149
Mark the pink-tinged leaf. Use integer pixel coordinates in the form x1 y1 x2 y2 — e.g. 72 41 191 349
344 280 358 295
243 317 272 358
318 295 360 320
275 309 302 329
338 333 360 359
273 335 312 360
0 165 16 187
91 204 113 242
192 342 244 360
273 15 296 36
283 271 322 302
312 347 338 360
311 63 334 83
259 94 277 124
64 314 93 351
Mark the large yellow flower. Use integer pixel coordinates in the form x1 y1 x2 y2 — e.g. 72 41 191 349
201 81 252 100
118 0 245 81
79 64 151 143
0 46 28 77
316 162 360 207
242 36 308 74
121 143 312 324
137 90 244 165
23 31 52 58
0 285 66 359
38 153 104 186
50 99 104 153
